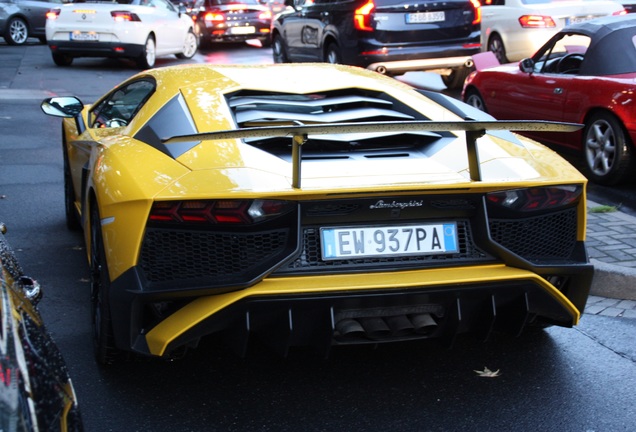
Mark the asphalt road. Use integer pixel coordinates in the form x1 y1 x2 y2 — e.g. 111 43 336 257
1 41 635 431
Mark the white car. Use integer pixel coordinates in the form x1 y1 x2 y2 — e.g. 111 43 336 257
481 0 625 63
45 0 198 68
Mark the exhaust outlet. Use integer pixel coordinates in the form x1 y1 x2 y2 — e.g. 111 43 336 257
386 315 415 337
410 313 437 334
375 65 388 75
335 318 365 338
359 317 391 340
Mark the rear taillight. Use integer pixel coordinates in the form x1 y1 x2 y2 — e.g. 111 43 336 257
487 186 582 212
470 0 481 25
111 11 141 22
518 15 555 28
354 0 375 32
613 9 628 15
149 199 294 224
259 10 272 20
204 11 225 22
46 8 61 20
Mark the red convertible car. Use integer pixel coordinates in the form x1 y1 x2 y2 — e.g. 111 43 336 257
463 15 636 185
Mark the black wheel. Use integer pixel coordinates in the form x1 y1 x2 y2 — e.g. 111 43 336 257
272 34 288 63
4 17 28 45
441 67 470 90
259 36 272 48
583 112 634 185
464 88 487 113
136 35 156 69
487 33 507 64
62 135 81 231
176 29 198 59
90 202 120 365
325 42 341 64
52 53 73 66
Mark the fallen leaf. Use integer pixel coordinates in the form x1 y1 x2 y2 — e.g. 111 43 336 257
474 367 500 378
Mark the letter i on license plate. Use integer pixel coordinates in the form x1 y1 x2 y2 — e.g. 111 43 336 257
320 223 458 260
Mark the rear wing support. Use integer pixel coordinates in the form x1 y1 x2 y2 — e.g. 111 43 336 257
163 120 582 189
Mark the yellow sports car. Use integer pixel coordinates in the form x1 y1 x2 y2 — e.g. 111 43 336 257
41 63 593 364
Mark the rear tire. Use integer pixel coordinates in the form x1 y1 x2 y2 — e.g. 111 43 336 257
52 53 73 66
325 42 341 64
441 67 470 90
136 35 156 69
487 33 508 64
583 112 634 185
176 29 198 59
90 202 120 365
272 34 288 63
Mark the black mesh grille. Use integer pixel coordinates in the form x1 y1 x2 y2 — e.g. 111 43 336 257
275 220 490 274
140 228 291 285
488 208 577 261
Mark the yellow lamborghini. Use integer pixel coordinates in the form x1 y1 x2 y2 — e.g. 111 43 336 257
41 63 593 364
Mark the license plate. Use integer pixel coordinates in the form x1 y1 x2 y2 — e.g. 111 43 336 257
406 11 445 24
70 31 98 41
229 26 256 35
321 223 458 260
566 15 595 25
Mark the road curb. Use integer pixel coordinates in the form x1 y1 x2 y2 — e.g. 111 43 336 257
590 259 636 301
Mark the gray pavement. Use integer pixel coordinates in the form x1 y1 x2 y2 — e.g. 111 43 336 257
586 199 636 318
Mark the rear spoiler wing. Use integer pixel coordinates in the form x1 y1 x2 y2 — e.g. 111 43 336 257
162 120 582 188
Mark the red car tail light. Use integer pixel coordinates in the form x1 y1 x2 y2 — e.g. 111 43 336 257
354 0 375 31
613 9 628 15
204 12 225 22
519 15 556 28
149 199 294 224
111 11 141 22
487 186 582 212
470 0 481 25
46 8 61 20
259 10 272 20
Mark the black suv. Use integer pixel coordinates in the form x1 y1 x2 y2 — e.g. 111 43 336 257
271 0 482 89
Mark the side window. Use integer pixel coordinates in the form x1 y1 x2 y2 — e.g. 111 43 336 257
91 80 156 128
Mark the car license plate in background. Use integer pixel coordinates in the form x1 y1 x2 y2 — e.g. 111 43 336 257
406 11 445 24
321 223 458 260
230 26 255 35
70 31 98 41
565 15 596 25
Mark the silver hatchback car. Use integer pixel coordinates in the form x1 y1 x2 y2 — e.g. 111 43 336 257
1 0 65 45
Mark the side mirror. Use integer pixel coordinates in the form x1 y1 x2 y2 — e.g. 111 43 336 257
519 58 534 74
41 96 84 118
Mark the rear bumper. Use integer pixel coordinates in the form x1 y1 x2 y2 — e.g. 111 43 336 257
48 41 145 58
111 262 593 358
354 32 481 75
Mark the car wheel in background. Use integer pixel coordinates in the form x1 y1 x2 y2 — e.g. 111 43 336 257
325 42 341 64
4 17 28 45
136 35 156 69
442 67 471 90
52 53 73 66
272 34 288 63
176 29 198 59
90 202 120 365
464 88 487 112
487 33 508 64
583 112 633 185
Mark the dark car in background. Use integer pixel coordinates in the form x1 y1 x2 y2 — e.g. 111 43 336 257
271 0 482 89
0 223 83 431
190 0 272 47
0 0 64 45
